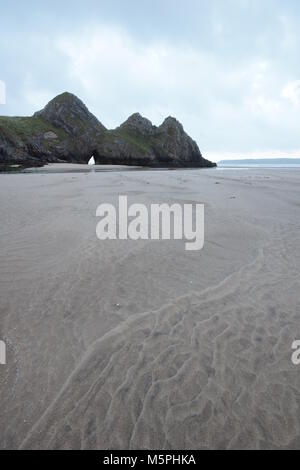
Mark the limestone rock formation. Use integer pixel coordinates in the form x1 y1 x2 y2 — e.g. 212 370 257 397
0 92 216 169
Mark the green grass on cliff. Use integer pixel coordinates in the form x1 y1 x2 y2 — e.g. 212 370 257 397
98 129 154 155
117 130 153 153
0 116 67 141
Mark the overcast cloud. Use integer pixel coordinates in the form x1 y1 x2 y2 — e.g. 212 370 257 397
1 0 300 160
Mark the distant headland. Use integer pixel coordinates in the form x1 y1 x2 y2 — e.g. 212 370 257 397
218 158 300 166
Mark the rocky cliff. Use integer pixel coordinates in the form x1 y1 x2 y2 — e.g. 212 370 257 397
0 92 216 169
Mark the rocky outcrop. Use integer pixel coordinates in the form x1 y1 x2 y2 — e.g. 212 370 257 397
95 113 214 167
120 113 155 136
34 92 106 137
154 116 209 167
0 92 216 169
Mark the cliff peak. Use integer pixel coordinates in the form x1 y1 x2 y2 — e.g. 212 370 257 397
120 113 155 135
34 92 106 135
159 116 184 134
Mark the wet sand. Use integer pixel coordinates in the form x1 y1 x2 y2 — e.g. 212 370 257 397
0 167 300 449
24 163 143 173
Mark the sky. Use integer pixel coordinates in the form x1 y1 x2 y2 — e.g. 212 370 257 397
1 0 300 161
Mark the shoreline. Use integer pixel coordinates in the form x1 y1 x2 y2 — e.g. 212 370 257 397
0 162 220 175
2 161 300 175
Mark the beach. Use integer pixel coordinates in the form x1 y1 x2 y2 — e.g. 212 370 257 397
0 166 300 449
